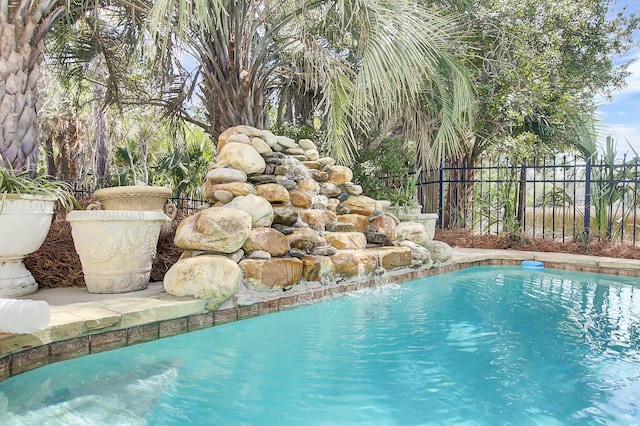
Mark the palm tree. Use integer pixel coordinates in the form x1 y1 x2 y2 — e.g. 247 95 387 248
148 0 475 166
1 0 474 174
0 0 139 174
0 0 57 173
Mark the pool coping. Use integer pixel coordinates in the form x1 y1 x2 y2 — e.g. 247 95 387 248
1 248 639 382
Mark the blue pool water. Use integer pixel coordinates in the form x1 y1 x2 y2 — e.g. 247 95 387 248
1 266 639 425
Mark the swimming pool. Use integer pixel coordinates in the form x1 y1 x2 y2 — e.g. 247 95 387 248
0 266 638 425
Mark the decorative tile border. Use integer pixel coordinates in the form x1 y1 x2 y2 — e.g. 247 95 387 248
50 336 90 364
1 257 639 382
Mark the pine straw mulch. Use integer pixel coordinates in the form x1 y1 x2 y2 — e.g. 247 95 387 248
435 228 640 260
25 209 639 289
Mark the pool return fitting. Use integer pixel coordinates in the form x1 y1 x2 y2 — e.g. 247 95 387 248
520 260 544 270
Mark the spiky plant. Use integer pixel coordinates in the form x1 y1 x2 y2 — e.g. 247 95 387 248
0 165 76 211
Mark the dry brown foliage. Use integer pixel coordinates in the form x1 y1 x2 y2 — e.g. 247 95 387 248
150 212 186 282
24 207 86 288
436 229 640 260
25 209 639 289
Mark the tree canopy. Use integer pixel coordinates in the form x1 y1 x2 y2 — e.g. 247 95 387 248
1 0 636 177
446 0 639 160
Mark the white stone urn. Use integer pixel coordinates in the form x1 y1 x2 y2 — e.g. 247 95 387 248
66 210 166 293
397 212 439 240
386 204 423 216
92 185 172 211
0 194 56 296
91 186 176 237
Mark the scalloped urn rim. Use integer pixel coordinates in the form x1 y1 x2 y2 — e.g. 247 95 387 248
92 186 172 212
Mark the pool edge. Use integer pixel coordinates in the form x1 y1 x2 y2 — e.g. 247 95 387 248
2 248 639 382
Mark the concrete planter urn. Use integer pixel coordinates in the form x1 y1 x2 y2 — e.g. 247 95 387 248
0 195 56 297
91 186 177 237
66 210 166 293
396 212 439 240
387 204 423 216
384 204 438 240
93 185 172 211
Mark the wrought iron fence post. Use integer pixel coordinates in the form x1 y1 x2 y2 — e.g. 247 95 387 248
584 157 592 236
439 162 445 229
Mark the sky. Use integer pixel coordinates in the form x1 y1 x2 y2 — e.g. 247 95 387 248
596 1 640 157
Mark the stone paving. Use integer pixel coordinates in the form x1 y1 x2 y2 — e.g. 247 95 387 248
1 248 639 381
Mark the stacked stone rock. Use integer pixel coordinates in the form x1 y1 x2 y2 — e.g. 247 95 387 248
164 125 451 310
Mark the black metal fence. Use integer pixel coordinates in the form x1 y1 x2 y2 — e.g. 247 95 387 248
69 154 640 246
418 155 640 246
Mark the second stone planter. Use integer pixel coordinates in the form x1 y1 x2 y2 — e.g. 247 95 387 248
67 210 166 293
91 186 177 238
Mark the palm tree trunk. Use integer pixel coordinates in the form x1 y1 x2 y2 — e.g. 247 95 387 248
0 1 64 174
92 81 110 182
41 122 56 176
0 21 44 173
443 155 475 229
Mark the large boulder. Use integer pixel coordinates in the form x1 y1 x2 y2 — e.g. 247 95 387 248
164 255 241 311
213 190 234 204
305 149 320 161
327 165 353 185
298 209 337 230
205 167 248 184
302 255 335 283
330 250 377 278
289 189 313 208
174 207 252 253
324 232 367 250
225 194 274 227
236 124 264 137
240 258 303 290
256 183 290 204
226 133 252 143
217 133 251 153
298 139 317 150
423 240 452 265
345 184 363 195
297 178 320 193
251 137 273 157
287 228 325 252
261 129 279 147
367 246 412 270
242 227 289 257
203 181 256 203
339 196 377 216
216 142 266 175
302 161 321 170
395 222 429 246
336 214 369 233
273 207 299 226
276 136 297 148
369 214 397 241
318 156 336 168
393 240 433 267
217 127 240 150
319 182 341 198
